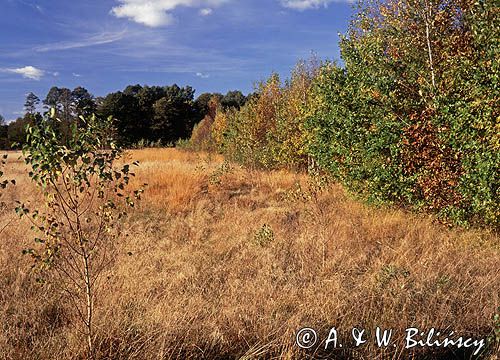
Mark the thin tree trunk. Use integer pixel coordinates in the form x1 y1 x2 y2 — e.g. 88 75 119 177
83 252 94 360
424 0 436 90
77 201 94 360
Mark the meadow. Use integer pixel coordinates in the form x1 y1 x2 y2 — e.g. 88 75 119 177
0 148 498 359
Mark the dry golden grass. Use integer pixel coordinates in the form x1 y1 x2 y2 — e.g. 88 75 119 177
0 148 499 359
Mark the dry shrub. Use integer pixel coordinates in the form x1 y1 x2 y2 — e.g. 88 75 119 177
402 111 463 213
188 97 219 152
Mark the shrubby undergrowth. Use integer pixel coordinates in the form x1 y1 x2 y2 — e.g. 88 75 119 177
188 0 499 228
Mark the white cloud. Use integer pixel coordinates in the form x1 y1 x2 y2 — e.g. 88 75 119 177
199 8 213 16
112 3 175 27
111 0 228 27
73 73 82 77
280 0 344 10
0 66 45 80
34 31 126 52
196 72 210 78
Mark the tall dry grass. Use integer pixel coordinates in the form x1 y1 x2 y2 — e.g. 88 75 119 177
0 148 498 359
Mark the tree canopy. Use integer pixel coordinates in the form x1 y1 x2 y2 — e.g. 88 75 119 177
0 84 249 149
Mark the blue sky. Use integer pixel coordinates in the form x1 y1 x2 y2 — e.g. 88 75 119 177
0 0 354 122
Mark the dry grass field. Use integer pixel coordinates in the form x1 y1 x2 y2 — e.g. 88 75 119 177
0 148 499 359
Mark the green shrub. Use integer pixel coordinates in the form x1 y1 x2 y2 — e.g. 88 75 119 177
306 0 499 228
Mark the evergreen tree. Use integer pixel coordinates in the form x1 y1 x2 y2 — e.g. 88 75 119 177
24 92 40 115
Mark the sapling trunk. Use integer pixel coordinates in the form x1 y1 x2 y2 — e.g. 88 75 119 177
424 0 436 90
83 251 94 359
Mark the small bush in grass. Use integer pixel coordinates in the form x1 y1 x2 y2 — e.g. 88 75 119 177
16 110 146 358
254 224 274 247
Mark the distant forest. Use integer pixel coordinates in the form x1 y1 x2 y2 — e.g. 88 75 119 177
0 85 251 149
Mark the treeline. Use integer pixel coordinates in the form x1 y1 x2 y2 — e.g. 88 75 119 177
0 85 251 148
187 0 499 228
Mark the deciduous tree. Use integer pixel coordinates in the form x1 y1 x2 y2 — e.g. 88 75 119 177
17 110 145 358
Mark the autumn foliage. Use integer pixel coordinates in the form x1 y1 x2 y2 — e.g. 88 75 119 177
189 0 499 228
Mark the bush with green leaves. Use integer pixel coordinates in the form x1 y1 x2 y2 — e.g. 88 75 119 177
16 110 146 358
221 59 319 170
305 0 499 228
